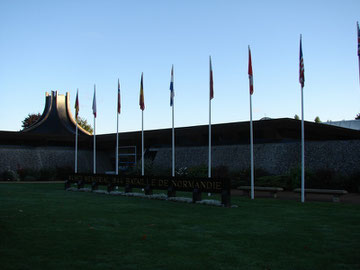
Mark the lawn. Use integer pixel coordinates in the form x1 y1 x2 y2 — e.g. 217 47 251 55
1 183 360 270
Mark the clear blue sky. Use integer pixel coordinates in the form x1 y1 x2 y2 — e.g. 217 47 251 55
1 0 359 134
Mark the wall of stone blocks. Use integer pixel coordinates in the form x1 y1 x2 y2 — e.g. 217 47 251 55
152 140 360 175
0 145 112 174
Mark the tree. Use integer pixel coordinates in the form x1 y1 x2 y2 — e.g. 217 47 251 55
314 116 321 123
355 113 360 120
21 113 93 134
294 114 300 120
77 116 93 134
21 113 41 129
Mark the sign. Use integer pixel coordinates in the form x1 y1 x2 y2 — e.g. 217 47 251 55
66 173 231 206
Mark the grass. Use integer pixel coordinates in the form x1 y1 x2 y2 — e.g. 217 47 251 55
1 183 360 270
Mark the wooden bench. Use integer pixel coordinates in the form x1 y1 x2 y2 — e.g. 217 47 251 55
293 188 348 202
237 186 284 198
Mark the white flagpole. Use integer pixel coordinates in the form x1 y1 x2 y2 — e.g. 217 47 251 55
75 88 79 174
116 79 120 175
172 99 175 177
208 96 211 178
250 93 254 200
301 86 305 203
248 45 254 200
75 120 78 173
208 56 213 179
142 110 144 176
93 84 96 175
299 35 305 203
93 115 96 174
116 104 119 175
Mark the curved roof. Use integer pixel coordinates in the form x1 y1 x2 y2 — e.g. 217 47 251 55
22 91 91 136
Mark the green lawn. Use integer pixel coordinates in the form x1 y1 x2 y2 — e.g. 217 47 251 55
1 183 360 270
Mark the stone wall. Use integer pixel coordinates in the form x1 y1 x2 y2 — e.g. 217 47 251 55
152 140 360 175
1 140 359 177
0 145 112 174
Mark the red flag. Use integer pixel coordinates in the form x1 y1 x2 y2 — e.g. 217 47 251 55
74 89 79 120
92 84 97 118
117 79 121 114
139 73 145 111
248 46 254 95
209 56 214 100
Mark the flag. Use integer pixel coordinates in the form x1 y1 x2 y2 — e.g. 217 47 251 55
139 73 145 111
209 56 214 100
170 65 174 106
248 46 254 95
74 89 79 120
117 79 121 114
357 22 360 56
92 84 97 118
299 35 305 88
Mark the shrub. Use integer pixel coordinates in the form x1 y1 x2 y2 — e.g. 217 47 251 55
39 168 57 181
288 166 313 190
212 165 229 178
17 168 39 181
55 166 73 180
1 170 20 181
175 167 188 177
126 159 154 176
345 171 360 193
256 175 291 189
187 165 207 178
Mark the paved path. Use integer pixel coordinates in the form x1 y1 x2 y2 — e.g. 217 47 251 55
231 189 360 204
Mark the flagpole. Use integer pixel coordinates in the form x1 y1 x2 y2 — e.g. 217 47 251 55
142 110 144 176
301 85 305 203
93 84 96 175
208 88 212 179
250 93 254 200
248 46 254 200
75 118 78 173
358 55 360 88
172 100 175 177
116 105 119 175
93 114 96 174
208 56 213 179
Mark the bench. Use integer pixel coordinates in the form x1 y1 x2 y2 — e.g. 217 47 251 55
293 188 348 202
237 186 284 198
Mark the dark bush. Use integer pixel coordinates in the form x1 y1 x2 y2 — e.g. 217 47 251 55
1 170 19 181
17 168 39 181
187 165 208 177
39 168 57 181
212 165 229 178
256 175 291 189
288 166 313 190
55 166 73 180
344 171 360 193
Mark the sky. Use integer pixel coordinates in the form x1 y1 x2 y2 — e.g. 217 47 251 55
0 0 359 134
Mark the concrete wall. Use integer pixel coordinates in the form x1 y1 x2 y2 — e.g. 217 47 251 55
0 145 112 174
152 140 360 175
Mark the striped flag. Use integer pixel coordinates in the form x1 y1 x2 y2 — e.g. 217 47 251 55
74 89 79 120
299 35 305 88
139 73 145 111
209 56 214 100
117 79 121 114
248 46 254 95
357 22 360 56
92 84 97 118
170 65 174 106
